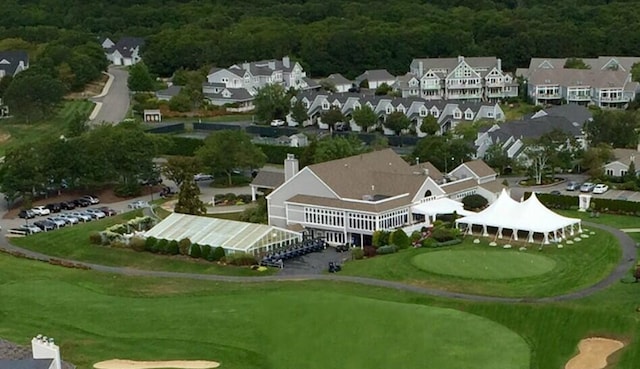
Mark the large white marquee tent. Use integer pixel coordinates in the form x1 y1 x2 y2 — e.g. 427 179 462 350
454 190 581 244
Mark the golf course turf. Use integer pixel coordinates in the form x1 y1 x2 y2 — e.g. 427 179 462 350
0 255 530 369
412 249 557 279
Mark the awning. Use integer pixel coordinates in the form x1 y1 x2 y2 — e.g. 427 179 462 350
412 198 474 218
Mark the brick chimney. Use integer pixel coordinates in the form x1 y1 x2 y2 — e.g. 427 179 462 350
284 153 299 182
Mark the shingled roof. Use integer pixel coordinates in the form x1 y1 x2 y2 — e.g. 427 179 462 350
0 50 28 77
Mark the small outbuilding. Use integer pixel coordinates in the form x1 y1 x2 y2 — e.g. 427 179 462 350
144 213 302 255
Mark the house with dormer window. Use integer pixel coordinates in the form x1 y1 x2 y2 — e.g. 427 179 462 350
103 37 144 66
0 50 29 79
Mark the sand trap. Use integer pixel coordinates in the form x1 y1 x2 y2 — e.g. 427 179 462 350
565 337 624 369
94 359 220 369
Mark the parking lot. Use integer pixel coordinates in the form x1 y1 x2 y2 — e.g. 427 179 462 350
507 175 640 203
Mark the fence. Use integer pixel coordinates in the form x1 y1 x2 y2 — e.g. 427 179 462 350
145 123 185 134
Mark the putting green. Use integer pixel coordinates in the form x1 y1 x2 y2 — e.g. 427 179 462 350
0 278 530 369
412 249 557 280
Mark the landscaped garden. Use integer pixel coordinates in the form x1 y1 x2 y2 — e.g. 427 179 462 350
341 229 621 298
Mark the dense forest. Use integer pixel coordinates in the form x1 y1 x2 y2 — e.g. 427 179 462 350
2 0 640 78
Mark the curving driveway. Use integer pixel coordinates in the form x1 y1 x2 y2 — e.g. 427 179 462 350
90 66 131 125
0 221 636 304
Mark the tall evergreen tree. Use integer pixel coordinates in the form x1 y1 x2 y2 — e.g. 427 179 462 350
175 179 206 215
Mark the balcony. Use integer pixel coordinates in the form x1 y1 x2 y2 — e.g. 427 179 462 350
567 94 591 101
448 83 482 89
447 92 482 100
598 95 629 102
536 93 561 99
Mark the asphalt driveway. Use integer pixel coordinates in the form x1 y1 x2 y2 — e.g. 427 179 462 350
90 66 130 124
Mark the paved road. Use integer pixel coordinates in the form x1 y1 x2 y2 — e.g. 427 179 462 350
506 175 640 203
90 66 130 125
0 221 636 303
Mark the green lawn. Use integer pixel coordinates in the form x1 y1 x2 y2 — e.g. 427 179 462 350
412 249 557 279
0 99 95 156
341 231 621 297
556 210 640 229
500 102 538 121
10 211 274 276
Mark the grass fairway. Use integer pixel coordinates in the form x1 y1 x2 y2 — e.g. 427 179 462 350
0 100 94 155
10 211 274 276
0 255 530 369
556 210 640 229
412 250 556 279
342 230 620 297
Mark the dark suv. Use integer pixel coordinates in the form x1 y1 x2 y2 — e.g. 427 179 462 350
45 202 62 213
19 209 36 219
73 198 91 207
60 201 76 210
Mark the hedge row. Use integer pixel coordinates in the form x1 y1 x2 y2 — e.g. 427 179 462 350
529 192 640 215
160 136 205 156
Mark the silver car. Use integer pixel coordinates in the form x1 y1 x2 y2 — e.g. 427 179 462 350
69 212 92 222
46 217 67 228
85 208 106 219
58 214 80 224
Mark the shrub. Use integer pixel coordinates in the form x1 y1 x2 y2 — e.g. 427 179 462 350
111 240 128 249
462 194 488 210
200 245 212 260
376 245 398 255
130 237 146 252
114 181 142 197
431 227 459 242
352 248 364 260
372 230 390 248
89 231 102 245
226 252 257 266
422 238 437 248
189 243 202 258
390 229 410 249
144 236 157 252
211 246 226 261
363 246 377 257
168 240 179 255
410 231 422 244
154 239 167 254
178 238 191 255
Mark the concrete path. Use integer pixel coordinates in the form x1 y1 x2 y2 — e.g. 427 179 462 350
0 221 636 304
621 228 640 233
90 66 130 125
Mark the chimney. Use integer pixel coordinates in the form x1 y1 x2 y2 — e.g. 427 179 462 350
497 58 502 71
423 168 429 176
283 56 290 68
268 60 276 70
458 55 464 63
418 61 424 77
284 153 299 182
242 62 250 70
32 335 62 369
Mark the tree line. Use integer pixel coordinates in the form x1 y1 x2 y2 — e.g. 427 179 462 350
2 1 640 79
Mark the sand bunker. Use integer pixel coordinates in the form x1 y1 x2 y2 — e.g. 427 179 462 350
565 337 624 369
94 359 220 369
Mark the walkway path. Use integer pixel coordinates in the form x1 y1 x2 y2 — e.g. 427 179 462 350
0 222 636 303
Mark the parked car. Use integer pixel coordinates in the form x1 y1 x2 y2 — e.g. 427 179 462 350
45 202 62 213
46 217 67 228
82 195 100 204
98 207 117 216
593 184 609 194
22 224 43 234
566 181 581 191
9 225 42 235
31 206 51 216
73 198 91 207
335 122 349 131
160 186 177 198
85 208 106 219
193 173 214 181
60 201 76 210
580 182 596 192
58 213 80 224
270 119 285 127
19 209 36 219
68 211 92 222
550 190 561 195
33 220 56 231
128 200 149 209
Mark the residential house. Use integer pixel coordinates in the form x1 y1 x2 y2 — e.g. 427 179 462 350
100 37 115 49
266 150 504 246
155 85 183 101
355 69 396 89
103 37 145 66
604 146 640 177
409 56 518 102
290 91 505 134
393 73 421 98
323 73 354 92
517 56 640 108
203 56 311 109
0 50 29 79
474 104 591 160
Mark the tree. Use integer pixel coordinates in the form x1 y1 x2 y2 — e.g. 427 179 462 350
313 135 367 163
66 111 89 137
162 156 201 188
483 144 510 174
127 62 155 92
624 160 637 182
352 105 377 132
321 107 344 131
375 82 392 96
0 75 13 98
420 115 440 136
412 136 474 172
175 179 206 215
168 93 191 112
0 144 46 205
634 266 640 283
290 100 308 125
3 71 65 122
370 134 389 150
196 130 266 186
523 144 551 185
254 84 290 123
632 62 640 83
462 194 488 210
581 144 614 178
384 112 410 135
564 58 590 69
586 110 640 149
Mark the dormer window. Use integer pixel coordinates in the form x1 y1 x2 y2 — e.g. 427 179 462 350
454 110 462 119
322 102 330 110
303 101 310 108
419 108 427 117
431 108 439 118
386 106 393 114
354 102 361 109
465 111 474 120
397 106 405 113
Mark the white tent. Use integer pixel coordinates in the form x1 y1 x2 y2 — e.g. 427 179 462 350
412 198 474 221
454 190 581 244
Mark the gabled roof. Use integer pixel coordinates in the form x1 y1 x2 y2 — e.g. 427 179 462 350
355 69 395 83
251 170 285 189
302 77 320 89
155 85 182 98
412 56 500 77
610 148 640 167
307 149 428 201
204 87 253 102
410 162 444 181
286 193 412 213
0 359 53 369
460 160 497 178
526 104 592 125
325 73 352 86
111 37 144 58
440 178 477 194
487 115 583 141
0 50 29 77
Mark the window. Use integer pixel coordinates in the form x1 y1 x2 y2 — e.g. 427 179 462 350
221 77 228 84
397 106 405 113
453 110 462 119
606 169 614 176
419 108 427 117
303 101 310 108
322 102 329 110
431 108 439 118
465 111 473 120
386 106 393 114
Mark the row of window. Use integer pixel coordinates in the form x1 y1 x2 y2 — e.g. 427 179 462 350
304 207 344 227
347 213 376 231
379 209 409 230
302 207 409 232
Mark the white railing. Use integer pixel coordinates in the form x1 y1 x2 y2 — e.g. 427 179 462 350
418 195 442 204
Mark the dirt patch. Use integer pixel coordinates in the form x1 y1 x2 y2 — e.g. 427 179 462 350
0 133 11 144
93 360 220 369
65 74 109 99
565 337 624 369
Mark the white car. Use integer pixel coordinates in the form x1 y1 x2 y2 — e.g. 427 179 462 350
46 217 67 228
193 173 214 181
592 184 609 194
270 119 285 127
31 206 51 216
128 200 149 209
82 195 100 204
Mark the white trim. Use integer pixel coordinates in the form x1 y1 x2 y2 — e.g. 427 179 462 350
266 167 340 201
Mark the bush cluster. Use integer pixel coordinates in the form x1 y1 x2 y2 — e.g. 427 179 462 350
376 245 397 255
351 248 364 260
389 229 410 249
531 192 640 215
225 252 257 266
88 231 102 245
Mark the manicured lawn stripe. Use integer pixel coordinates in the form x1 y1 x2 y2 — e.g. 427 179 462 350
412 250 556 280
